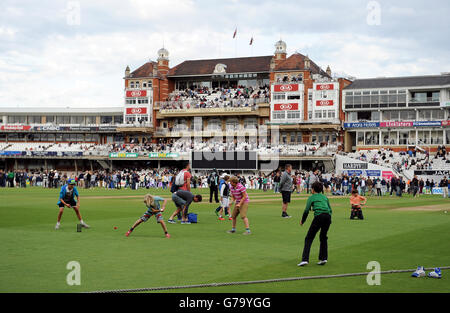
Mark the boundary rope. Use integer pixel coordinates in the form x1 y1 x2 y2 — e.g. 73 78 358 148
86 266 449 293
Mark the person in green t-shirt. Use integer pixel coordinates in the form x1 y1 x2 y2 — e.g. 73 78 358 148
298 181 332 267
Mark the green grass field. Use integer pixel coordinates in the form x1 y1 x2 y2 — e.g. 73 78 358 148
0 186 449 293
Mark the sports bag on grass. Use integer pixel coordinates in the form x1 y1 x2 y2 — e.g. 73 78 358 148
188 213 197 223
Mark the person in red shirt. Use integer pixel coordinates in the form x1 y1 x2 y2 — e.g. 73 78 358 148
179 163 192 192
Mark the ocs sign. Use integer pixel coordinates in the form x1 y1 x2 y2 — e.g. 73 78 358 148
317 84 334 90
126 107 147 115
316 100 334 106
131 108 143 114
279 85 293 92
130 91 143 97
279 104 293 110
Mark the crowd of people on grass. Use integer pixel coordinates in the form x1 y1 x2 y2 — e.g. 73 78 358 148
1 166 449 199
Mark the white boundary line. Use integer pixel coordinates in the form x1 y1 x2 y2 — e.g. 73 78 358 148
86 266 448 293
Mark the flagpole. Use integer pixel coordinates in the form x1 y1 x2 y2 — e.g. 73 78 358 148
233 26 237 58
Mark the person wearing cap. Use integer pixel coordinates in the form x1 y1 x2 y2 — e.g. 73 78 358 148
55 178 89 230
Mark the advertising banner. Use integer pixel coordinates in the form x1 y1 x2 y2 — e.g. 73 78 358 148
273 84 299 92
0 151 23 156
382 171 394 180
61 152 83 157
346 170 363 176
126 90 147 97
414 170 450 176
126 107 147 115
316 83 335 90
366 170 381 177
0 125 32 131
379 121 413 127
413 121 442 127
343 122 380 128
273 103 299 111
32 126 117 132
148 152 179 158
109 152 139 158
316 100 334 106
345 121 449 128
30 151 57 157
343 162 368 169
432 187 443 195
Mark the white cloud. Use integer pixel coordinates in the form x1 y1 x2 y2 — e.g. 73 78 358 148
0 26 18 38
0 0 449 108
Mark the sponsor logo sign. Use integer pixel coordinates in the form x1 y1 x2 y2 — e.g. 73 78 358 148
382 171 394 180
273 84 299 92
366 170 381 177
344 122 380 128
0 125 32 131
413 121 442 127
432 187 444 195
273 103 299 111
126 90 147 98
346 170 363 176
414 170 450 176
109 152 139 158
316 83 335 90
0 151 22 156
316 100 334 106
379 121 414 127
343 163 368 170
126 107 147 115
61 151 83 157
148 152 179 158
37 125 61 131
344 121 449 128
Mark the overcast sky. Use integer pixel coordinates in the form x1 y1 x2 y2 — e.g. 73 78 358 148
0 0 449 108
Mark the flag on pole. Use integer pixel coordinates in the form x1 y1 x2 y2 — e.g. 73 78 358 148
233 28 237 39
249 37 253 45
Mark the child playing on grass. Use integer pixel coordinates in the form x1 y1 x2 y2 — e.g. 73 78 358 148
298 181 332 267
125 194 170 238
228 176 251 235
350 189 366 220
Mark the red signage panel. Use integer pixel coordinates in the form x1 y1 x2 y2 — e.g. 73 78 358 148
380 121 413 127
316 83 335 90
316 100 334 106
126 90 147 97
0 125 32 131
274 103 299 111
126 107 147 115
273 84 299 92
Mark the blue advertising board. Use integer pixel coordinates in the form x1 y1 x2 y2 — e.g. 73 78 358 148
346 170 363 176
365 170 381 177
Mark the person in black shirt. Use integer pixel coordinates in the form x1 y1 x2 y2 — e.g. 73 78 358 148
208 169 219 203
